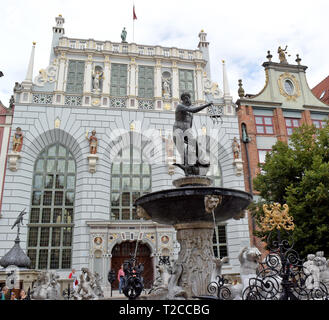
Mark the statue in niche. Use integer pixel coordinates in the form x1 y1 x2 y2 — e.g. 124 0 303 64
12 127 23 152
86 130 98 154
172 92 213 176
277 45 288 64
232 137 240 159
162 77 171 98
121 27 127 43
92 67 103 92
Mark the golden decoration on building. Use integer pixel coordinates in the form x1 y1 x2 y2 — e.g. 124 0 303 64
260 203 295 232
54 117 61 128
277 72 301 101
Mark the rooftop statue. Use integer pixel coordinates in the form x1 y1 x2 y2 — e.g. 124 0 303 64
121 27 127 43
278 45 288 64
173 92 213 176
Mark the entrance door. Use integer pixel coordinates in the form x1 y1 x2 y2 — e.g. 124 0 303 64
111 241 154 289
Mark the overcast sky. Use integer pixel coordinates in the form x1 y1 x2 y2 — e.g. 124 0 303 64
1 0 328 106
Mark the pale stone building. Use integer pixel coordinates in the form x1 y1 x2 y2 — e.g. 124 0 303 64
0 15 250 289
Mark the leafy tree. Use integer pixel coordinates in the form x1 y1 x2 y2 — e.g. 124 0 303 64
251 122 329 258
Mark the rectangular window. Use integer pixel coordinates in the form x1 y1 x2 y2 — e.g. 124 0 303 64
179 69 195 101
285 117 300 136
312 119 327 128
96 43 103 51
147 47 154 56
79 42 86 49
179 50 184 59
111 63 127 97
258 149 271 164
112 44 119 53
69 41 76 49
213 225 228 260
164 49 170 57
255 116 274 135
66 60 85 94
138 47 144 55
188 52 193 60
138 66 154 98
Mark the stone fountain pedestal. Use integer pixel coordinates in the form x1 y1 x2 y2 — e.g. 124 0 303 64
136 176 252 299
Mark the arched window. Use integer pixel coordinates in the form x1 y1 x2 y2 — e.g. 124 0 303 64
110 138 151 220
27 144 76 270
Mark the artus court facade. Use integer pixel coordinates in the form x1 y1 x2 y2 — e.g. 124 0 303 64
0 15 250 288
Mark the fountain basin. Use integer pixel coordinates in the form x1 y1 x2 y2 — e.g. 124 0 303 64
135 186 252 225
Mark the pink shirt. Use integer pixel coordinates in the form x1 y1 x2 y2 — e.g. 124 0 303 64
118 269 125 281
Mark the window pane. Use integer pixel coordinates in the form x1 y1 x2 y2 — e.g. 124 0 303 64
30 208 40 223
132 164 140 174
132 208 138 220
287 128 293 135
63 227 72 246
122 177 130 190
219 246 228 258
67 160 75 173
142 164 150 174
293 119 299 127
142 178 150 191
63 209 73 224
27 249 37 269
112 177 120 190
213 246 218 258
122 192 130 206
65 192 74 206
61 249 71 269
45 175 54 188
313 120 320 128
111 209 120 220
132 192 140 203
264 117 273 125
34 175 43 189
48 145 57 157
111 193 120 207
50 249 60 269
32 191 41 205
218 225 226 243
56 175 65 189
132 177 140 191
122 163 130 174
42 208 51 223
58 145 66 157
112 163 120 174
43 191 52 205
38 249 48 269
35 159 44 172
55 191 64 205
28 227 38 246
122 209 130 220
57 160 66 173
40 228 50 246
285 119 292 127
53 208 62 223
265 126 274 134
47 159 56 173
256 126 264 134
67 176 75 189
52 228 61 246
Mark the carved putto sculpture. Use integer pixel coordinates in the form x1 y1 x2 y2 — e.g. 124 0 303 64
86 130 98 154
303 254 320 290
31 271 61 300
12 127 23 152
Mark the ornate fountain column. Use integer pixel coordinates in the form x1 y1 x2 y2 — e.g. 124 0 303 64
174 222 214 298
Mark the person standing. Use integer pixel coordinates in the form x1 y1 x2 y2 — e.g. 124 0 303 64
69 268 78 289
19 289 29 300
1 286 9 300
117 264 125 294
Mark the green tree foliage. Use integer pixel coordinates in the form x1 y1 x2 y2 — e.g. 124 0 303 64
251 122 329 258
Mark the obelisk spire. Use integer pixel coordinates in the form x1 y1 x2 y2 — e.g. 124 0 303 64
24 42 36 82
222 60 230 98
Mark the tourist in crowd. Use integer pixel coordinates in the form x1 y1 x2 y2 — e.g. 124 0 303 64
69 268 78 289
10 292 17 300
1 286 9 300
118 264 125 294
19 289 29 300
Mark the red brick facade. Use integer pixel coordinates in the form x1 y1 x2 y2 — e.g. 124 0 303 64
312 75 329 105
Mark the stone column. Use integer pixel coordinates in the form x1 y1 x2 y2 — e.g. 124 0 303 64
103 56 111 95
171 61 179 101
195 63 204 103
55 51 67 92
170 222 214 298
128 57 137 108
84 54 93 94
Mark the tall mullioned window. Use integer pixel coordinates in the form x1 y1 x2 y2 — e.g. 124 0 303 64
179 69 194 101
110 134 152 220
213 225 228 259
111 63 128 97
27 144 76 270
66 60 85 94
138 66 154 98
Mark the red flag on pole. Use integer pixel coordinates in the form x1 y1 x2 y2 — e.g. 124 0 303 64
133 5 137 20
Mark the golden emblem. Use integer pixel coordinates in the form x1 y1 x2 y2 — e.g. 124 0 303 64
260 203 295 232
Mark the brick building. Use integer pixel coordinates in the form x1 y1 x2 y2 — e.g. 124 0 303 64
236 49 329 255
312 75 329 105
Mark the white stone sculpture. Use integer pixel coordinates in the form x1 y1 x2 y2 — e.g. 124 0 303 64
211 256 228 282
303 254 320 290
31 271 62 300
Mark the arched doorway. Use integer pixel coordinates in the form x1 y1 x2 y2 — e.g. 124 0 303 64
111 241 154 289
